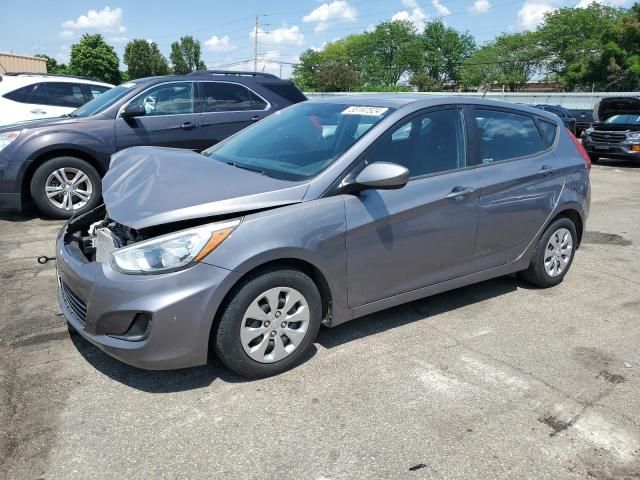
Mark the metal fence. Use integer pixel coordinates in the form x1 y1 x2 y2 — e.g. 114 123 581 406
305 91 640 109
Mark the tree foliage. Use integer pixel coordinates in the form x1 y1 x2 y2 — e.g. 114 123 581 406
67 34 121 84
169 36 206 74
124 39 170 79
35 54 68 75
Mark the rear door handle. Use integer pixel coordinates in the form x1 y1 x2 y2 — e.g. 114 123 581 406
445 186 475 200
539 165 555 176
251 115 261 121
180 122 198 130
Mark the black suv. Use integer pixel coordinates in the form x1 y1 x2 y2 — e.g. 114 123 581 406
0 71 306 218
582 97 640 163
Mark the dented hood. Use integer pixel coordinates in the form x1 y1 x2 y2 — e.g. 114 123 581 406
103 147 308 229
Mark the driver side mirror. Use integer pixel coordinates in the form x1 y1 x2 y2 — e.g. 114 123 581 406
353 162 409 191
121 103 146 119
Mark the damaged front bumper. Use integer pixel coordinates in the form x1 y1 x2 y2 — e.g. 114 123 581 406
56 217 241 370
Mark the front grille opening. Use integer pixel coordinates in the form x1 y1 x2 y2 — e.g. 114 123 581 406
61 281 87 325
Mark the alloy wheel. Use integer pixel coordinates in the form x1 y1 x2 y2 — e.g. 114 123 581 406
44 167 93 211
240 287 310 363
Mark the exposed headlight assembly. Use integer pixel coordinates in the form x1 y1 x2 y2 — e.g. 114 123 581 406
0 130 20 151
110 220 239 274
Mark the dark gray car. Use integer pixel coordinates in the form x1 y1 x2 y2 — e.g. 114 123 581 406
56 96 591 378
0 71 306 217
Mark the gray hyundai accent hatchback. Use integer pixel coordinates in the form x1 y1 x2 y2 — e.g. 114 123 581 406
56 96 591 378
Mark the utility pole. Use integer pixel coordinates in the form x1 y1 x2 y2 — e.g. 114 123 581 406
254 15 259 72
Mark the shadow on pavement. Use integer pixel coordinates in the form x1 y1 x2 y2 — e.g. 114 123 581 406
594 158 640 169
69 275 527 391
317 275 520 349
0 205 51 223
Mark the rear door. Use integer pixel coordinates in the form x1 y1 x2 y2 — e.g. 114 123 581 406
115 81 202 150
344 106 480 307
196 81 270 150
26 81 87 118
470 107 563 271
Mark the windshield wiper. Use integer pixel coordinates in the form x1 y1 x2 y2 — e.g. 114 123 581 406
61 113 78 118
226 162 265 175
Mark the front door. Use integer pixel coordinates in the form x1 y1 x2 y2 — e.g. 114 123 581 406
115 81 202 151
344 107 480 308
470 108 565 271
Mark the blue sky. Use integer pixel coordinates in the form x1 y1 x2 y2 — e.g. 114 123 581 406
0 0 632 78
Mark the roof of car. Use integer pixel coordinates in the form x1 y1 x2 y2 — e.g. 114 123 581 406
307 94 561 120
131 71 293 85
0 74 113 90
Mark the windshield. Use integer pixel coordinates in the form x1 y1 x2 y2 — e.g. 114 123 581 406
605 114 640 124
71 82 137 117
203 102 394 181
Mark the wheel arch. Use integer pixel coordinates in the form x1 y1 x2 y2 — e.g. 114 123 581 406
207 257 334 355
20 149 105 205
552 208 584 246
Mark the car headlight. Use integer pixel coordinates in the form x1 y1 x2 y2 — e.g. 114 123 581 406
0 130 20 151
110 220 239 274
627 132 640 141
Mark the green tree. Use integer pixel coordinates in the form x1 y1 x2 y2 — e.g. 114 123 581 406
67 34 121 84
460 32 541 91
358 20 423 85
169 36 206 74
314 62 360 91
536 4 625 89
124 39 170 79
419 20 475 88
35 54 68 74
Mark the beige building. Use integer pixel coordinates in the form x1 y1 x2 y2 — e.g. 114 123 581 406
0 52 47 74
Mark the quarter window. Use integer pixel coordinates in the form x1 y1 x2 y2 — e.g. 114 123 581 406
128 83 194 116
475 109 545 163
367 108 466 178
3 84 35 103
199 82 267 112
538 120 558 147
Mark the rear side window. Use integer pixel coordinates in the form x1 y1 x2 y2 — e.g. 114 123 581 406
538 120 558 147
474 109 545 163
200 82 266 112
87 85 110 99
30 82 87 108
3 84 35 103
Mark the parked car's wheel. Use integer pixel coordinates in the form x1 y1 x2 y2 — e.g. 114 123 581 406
30 157 101 219
214 268 322 378
520 217 577 288
589 154 599 163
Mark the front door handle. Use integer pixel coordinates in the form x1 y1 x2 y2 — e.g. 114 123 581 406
445 186 475 200
180 122 198 130
539 165 555 176
30 109 47 114
251 115 261 121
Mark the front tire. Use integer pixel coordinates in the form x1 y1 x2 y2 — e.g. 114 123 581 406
520 217 577 288
30 157 101 219
214 268 322 378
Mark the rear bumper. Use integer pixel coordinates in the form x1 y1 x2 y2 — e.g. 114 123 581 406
56 227 242 370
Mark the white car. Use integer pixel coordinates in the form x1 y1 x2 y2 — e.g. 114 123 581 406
0 74 113 126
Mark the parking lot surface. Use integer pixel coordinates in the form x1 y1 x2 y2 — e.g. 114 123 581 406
1 160 639 479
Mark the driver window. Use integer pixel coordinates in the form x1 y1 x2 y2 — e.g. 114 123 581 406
128 83 194 116
366 108 466 178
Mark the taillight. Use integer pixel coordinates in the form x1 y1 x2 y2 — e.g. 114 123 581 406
567 128 591 171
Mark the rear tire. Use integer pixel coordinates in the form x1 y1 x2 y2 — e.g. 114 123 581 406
214 268 322 379
520 217 577 288
30 157 101 219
